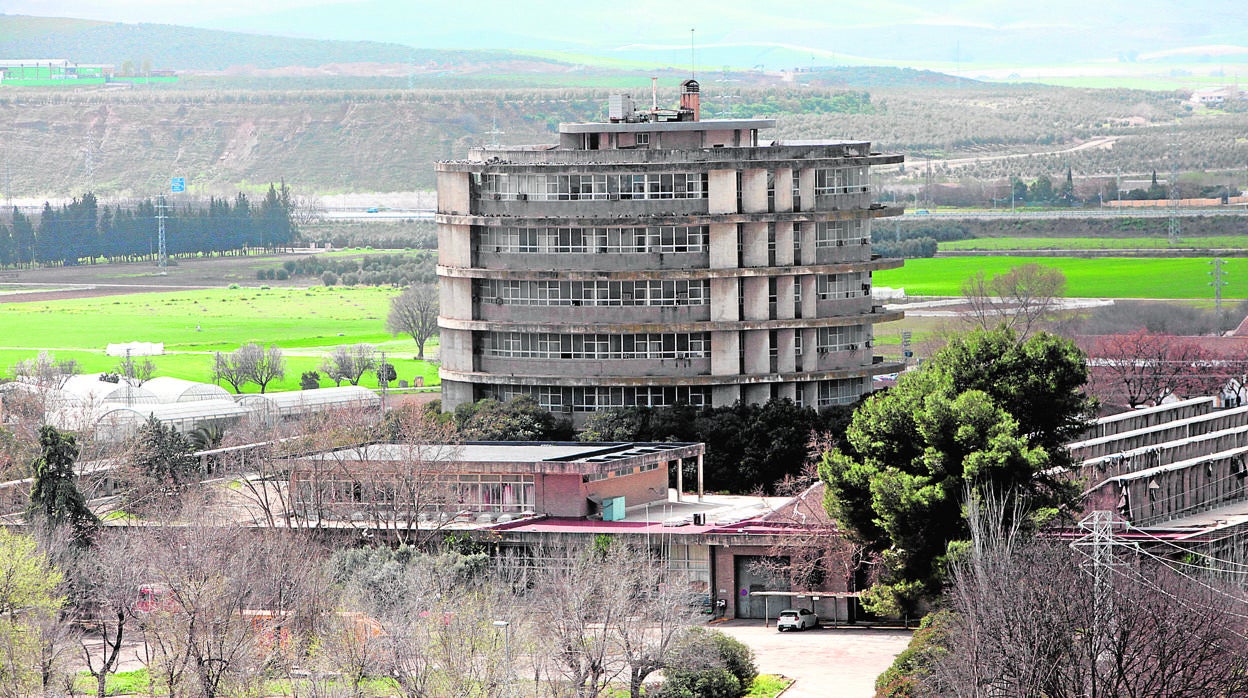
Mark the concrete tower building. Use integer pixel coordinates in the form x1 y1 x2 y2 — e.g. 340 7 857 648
436 81 904 420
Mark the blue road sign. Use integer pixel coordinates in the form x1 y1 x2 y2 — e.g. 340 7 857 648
171 177 186 193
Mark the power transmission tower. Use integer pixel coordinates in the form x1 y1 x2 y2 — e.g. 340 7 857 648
1071 511 1134 698
485 118 504 148
156 195 168 270
1211 258 1228 329
1168 130 1181 244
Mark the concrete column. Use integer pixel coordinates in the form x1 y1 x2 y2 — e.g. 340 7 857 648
801 328 818 372
710 278 740 322
799 167 816 210
777 329 796 372
440 380 475 413
712 384 741 407
709 169 738 214
744 329 769 375
438 222 473 268
711 330 740 376
697 452 704 501
741 222 768 268
709 223 738 269
799 222 816 266
438 327 474 372
774 221 794 265
744 384 770 404
676 457 683 502
800 275 818 319
776 381 797 402
436 171 472 215
741 168 768 213
742 277 768 321
440 276 474 321
773 167 793 212
776 276 796 320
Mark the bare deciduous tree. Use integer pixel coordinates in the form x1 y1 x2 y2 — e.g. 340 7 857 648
1087 330 1223 408
73 530 147 698
961 263 1066 340
213 344 285 394
115 355 157 386
319 344 377 387
523 541 702 698
387 283 440 360
928 498 1248 698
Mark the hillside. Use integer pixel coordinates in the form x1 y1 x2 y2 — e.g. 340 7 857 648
0 14 571 73
2 81 1239 200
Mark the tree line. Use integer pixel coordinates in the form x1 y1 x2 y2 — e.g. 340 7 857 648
0 184 298 268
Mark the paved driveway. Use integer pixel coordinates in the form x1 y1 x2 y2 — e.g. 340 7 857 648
715 621 913 698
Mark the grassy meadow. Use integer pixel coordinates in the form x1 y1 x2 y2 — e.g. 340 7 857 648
0 285 439 392
874 256 1245 299
939 236 1248 252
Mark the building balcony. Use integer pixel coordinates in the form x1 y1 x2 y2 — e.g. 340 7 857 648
477 356 711 378
474 303 712 325
475 250 708 272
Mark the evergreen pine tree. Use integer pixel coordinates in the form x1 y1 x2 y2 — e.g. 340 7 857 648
26 425 100 546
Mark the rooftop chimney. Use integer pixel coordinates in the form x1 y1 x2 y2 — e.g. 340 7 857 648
680 79 700 121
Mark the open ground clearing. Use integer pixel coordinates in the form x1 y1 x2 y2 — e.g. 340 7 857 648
875 256 1244 299
0 261 439 392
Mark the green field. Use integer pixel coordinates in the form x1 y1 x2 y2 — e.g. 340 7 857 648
939 236 1248 252
0 285 439 392
875 256 1244 299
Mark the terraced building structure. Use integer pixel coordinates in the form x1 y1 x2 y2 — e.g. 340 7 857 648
436 80 904 421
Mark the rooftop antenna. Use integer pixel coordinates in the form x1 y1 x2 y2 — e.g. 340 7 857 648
690 28 696 79
485 117 504 147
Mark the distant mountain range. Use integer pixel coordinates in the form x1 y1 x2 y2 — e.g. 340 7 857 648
5 2 1248 77
0 15 566 73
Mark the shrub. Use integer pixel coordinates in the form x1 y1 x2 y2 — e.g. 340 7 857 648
659 628 758 698
321 271 338 286
275 269 289 280
874 610 953 698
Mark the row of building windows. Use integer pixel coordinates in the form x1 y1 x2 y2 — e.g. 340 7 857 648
813 167 869 196
813 220 869 248
815 272 871 300
817 378 870 407
489 385 713 411
483 332 712 360
478 225 709 254
477 279 710 307
815 325 869 353
480 172 710 201
291 474 536 514
488 378 871 411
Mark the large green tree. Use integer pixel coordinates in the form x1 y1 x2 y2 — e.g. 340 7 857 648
819 328 1092 611
25 426 99 546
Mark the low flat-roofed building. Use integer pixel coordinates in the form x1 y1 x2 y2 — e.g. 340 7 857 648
288 441 705 523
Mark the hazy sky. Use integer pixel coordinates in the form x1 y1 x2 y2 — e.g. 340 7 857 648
5 0 346 25
6 0 1247 65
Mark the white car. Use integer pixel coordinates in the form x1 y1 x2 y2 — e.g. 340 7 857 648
776 608 818 632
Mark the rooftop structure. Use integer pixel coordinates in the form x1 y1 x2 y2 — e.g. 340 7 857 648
288 441 704 523
436 80 904 421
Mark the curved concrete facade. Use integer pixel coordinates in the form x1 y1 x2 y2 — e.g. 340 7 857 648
437 94 903 420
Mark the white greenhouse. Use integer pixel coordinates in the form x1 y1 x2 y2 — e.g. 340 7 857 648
143 377 234 403
94 399 253 440
237 386 382 426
